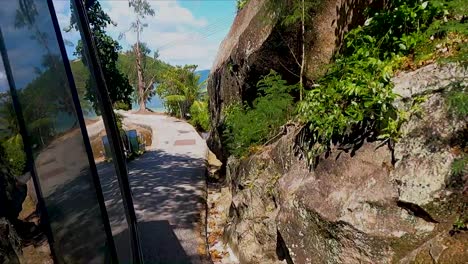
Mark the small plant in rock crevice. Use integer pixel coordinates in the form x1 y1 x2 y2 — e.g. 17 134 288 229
236 0 249 11
451 155 467 177
447 89 468 119
450 214 468 235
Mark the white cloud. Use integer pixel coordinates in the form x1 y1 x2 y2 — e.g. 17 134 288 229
102 1 228 70
52 0 233 70
52 0 70 13
0 71 5 82
52 0 74 30
52 0 81 55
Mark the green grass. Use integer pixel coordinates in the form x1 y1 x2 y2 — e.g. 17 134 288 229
447 90 468 118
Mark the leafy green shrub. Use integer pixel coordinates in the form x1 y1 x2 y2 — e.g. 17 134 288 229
113 101 131 111
114 112 124 132
452 216 467 233
298 0 451 163
345 0 444 59
1 135 26 176
189 100 210 132
157 65 205 118
412 0 468 65
223 71 296 157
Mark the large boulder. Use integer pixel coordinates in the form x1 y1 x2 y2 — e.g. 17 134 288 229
223 63 467 263
207 0 374 161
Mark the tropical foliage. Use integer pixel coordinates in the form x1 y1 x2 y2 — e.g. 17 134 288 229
0 94 25 177
236 0 249 11
69 0 133 112
189 100 210 132
297 0 466 164
222 0 467 162
70 59 93 114
157 65 206 118
223 71 296 157
118 44 172 106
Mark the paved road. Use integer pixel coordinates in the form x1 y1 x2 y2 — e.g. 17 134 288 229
122 112 209 264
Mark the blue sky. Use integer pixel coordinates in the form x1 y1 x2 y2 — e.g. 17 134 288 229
53 0 237 70
1 1 69 90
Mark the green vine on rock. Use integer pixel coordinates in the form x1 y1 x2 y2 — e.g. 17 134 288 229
297 0 461 166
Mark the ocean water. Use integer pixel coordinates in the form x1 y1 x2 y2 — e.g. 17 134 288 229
131 94 166 112
129 70 209 113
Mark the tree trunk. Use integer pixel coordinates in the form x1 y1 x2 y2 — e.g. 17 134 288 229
135 19 146 112
178 101 183 118
299 0 305 101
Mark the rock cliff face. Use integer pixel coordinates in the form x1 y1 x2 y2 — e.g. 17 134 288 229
221 63 467 263
207 0 375 160
207 1 467 263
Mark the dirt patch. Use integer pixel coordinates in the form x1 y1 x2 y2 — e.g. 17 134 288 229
89 130 108 162
207 183 239 264
89 123 152 161
125 123 152 148
21 239 53 264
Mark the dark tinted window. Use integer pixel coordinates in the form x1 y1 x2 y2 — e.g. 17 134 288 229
2 47 56 264
0 0 112 262
70 39 133 264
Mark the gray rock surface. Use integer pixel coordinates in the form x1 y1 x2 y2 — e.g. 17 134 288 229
391 64 467 207
221 63 467 264
392 63 467 99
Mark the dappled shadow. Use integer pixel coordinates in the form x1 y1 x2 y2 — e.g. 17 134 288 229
97 149 207 263
294 120 386 170
95 161 133 263
128 150 205 227
98 149 205 228
96 162 129 235
333 0 387 56
113 221 191 264
45 167 112 263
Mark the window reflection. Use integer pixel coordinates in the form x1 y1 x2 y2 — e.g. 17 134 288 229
0 0 112 262
66 7 134 264
71 60 133 263
1 53 54 264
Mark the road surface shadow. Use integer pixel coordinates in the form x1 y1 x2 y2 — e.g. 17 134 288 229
113 220 191 264
97 149 208 263
45 167 111 263
128 150 206 226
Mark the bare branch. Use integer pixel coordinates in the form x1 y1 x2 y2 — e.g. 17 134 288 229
279 60 300 78
278 32 301 67
145 75 157 91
